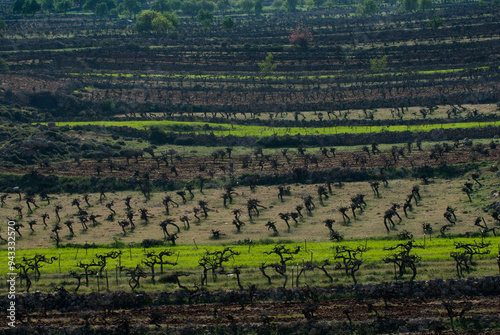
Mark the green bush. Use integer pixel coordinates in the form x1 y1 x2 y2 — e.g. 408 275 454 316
173 136 195 145
110 238 126 248
149 126 168 144
0 57 8 71
141 239 165 248
101 99 115 112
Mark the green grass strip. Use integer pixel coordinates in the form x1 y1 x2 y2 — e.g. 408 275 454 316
66 66 492 81
49 120 500 137
1 237 498 275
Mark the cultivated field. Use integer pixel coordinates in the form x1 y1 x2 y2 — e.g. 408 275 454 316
1 1 500 334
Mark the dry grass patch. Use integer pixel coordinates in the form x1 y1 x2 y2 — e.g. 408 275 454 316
3 168 498 249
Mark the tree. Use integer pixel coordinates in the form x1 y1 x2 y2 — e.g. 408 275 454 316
118 220 130 235
25 194 39 212
278 212 291 231
221 16 234 30
42 0 54 11
152 14 174 33
232 218 245 232
403 195 413 217
383 207 401 232
421 0 433 10
198 248 239 285
254 0 262 14
94 2 109 17
247 198 266 219
356 0 378 15
428 16 442 29
181 0 200 16
163 11 180 28
63 220 75 236
303 196 315 214
0 58 8 71
77 260 100 287
289 25 313 48
22 0 42 15
27 220 37 232
285 0 296 12
142 250 177 283
0 20 6 35
383 241 422 281
338 206 350 224
51 224 62 247
265 221 278 234
13 0 25 13
312 0 324 8
297 260 333 286
450 241 490 278
196 9 213 28
15 261 35 292
71 198 82 211
198 200 210 217
69 271 84 292
13 206 23 219
41 213 49 226
370 55 387 73
73 0 84 8
462 186 472 202
159 219 179 239
261 245 300 287
162 195 178 215
238 0 253 12
370 181 380 197
119 0 140 18
124 265 147 292
317 185 328 205
151 0 171 12
56 0 72 13
258 53 276 75
403 0 418 11
333 245 365 284
136 10 177 33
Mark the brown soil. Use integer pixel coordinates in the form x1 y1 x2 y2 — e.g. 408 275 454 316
3 295 499 332
1 145 497 181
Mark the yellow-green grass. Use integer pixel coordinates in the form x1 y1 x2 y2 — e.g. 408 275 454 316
48 120 500 137
1 238 498 293
2 171 498 250
58 124 500 162
66 65 495 82
136 103 499 122
2 168 499 292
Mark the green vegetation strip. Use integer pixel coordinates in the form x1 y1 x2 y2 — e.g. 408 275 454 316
1 237 498 275
67 66 494 81
50 120 500 137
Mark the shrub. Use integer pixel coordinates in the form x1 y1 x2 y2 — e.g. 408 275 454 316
289 25 313 48
370 55 387 73
174 137 195 145
110 238 126 248
149 126 168 144
141 239 165 248
101 99 115 112
0 57 8 71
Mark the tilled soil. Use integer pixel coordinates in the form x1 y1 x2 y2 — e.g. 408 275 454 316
1 145 497 181
5 295 499 330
